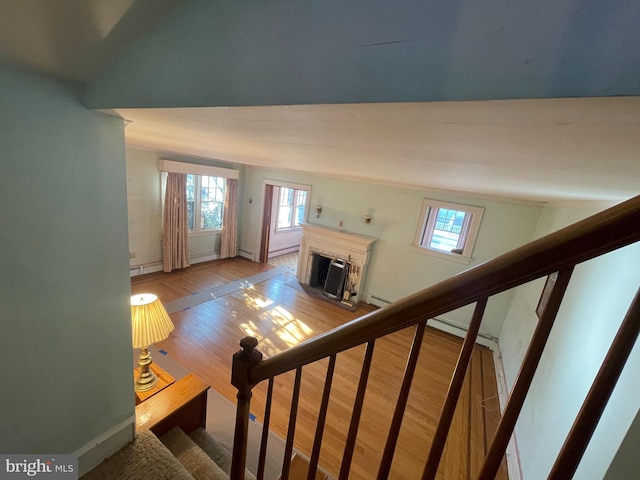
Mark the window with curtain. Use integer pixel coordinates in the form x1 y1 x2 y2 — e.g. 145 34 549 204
186 174 226 231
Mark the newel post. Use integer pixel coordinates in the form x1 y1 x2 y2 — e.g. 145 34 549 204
230 336 262 480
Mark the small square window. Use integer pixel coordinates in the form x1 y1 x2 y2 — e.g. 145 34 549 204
414 199 484 262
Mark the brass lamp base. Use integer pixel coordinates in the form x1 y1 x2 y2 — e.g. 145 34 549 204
135 347 159 391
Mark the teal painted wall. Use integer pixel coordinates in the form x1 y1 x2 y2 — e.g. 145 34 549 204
0 64 134 453
123 150 542 337
239 166 542 337
86 0 640 109
499 203 640 479
125 147 245 268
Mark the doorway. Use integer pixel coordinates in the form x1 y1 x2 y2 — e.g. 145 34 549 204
258 180 311 266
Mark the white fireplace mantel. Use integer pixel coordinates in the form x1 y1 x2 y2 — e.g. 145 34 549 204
297 223 377 304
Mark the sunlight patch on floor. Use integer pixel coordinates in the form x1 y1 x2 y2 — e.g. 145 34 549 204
239 299 315 356
265 305 314 346
242 289 274 311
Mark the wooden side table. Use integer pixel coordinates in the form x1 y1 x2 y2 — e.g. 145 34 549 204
135 373 209 435
134 363 175 405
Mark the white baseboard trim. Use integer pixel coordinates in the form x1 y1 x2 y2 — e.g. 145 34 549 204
367 292 392 307
268 246 300 258
493 346 523 480
74 414 136 476
366 293 499 350
428 316 498 350
190 252 220 264
129 253 221 277
238 249 255 261
129 261 162 276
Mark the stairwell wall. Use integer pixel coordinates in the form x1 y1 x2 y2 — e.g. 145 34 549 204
0 63 134 460
499 201 640 479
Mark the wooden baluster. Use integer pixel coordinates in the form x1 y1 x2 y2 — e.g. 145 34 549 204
548 287 640 479
231 337 263 480
281 367 303 480
339 340 376 480
307 355 337 480
377 320 428 479
257 377 274 480
421 298 488 480
477 268 573 480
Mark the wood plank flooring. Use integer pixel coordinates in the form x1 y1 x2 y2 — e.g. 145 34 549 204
131 258 508 479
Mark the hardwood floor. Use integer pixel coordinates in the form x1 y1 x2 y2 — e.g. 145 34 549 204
131 258 508 479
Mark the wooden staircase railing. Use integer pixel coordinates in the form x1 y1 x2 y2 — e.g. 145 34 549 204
230 195 640 480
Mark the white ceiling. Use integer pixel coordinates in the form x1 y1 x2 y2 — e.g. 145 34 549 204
114 96 640 203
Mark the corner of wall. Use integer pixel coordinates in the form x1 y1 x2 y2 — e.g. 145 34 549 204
494 341 524 480
75 414 136 477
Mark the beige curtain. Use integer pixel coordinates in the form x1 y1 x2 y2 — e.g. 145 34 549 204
162 173 190 272
220 178 238 259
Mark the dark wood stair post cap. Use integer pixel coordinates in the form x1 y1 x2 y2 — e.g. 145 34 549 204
240 336 259 353
232 336 262 391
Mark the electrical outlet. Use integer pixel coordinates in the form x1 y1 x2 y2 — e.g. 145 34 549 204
129 252 136 259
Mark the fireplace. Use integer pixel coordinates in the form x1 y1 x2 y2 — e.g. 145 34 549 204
308 254 353 300
297 224 376 304
309 253 332 289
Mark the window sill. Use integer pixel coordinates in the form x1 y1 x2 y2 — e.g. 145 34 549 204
188 229 222 237
410 244 472 265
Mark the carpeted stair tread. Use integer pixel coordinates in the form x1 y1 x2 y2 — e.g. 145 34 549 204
81 430 194 480
190 428 256 480
160 427 229 480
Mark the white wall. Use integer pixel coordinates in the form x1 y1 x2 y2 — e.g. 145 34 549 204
499 202 640 479
0 64 133 454
126 148 163 266
239 166 542 337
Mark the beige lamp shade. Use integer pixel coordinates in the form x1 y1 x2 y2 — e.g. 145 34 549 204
131 294 174 348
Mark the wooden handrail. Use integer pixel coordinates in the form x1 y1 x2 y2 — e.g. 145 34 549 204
230 195 640 480
249 195 640 384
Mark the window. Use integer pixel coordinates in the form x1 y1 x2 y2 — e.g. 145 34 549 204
186 174 225 231
414 199 484 263
276 187 308 230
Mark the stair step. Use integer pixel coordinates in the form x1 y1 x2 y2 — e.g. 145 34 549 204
80 430 194 480
161 427 229 480
281 454 329 480
190 428 256 480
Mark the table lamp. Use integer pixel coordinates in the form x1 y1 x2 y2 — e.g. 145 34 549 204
131 293 174 391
